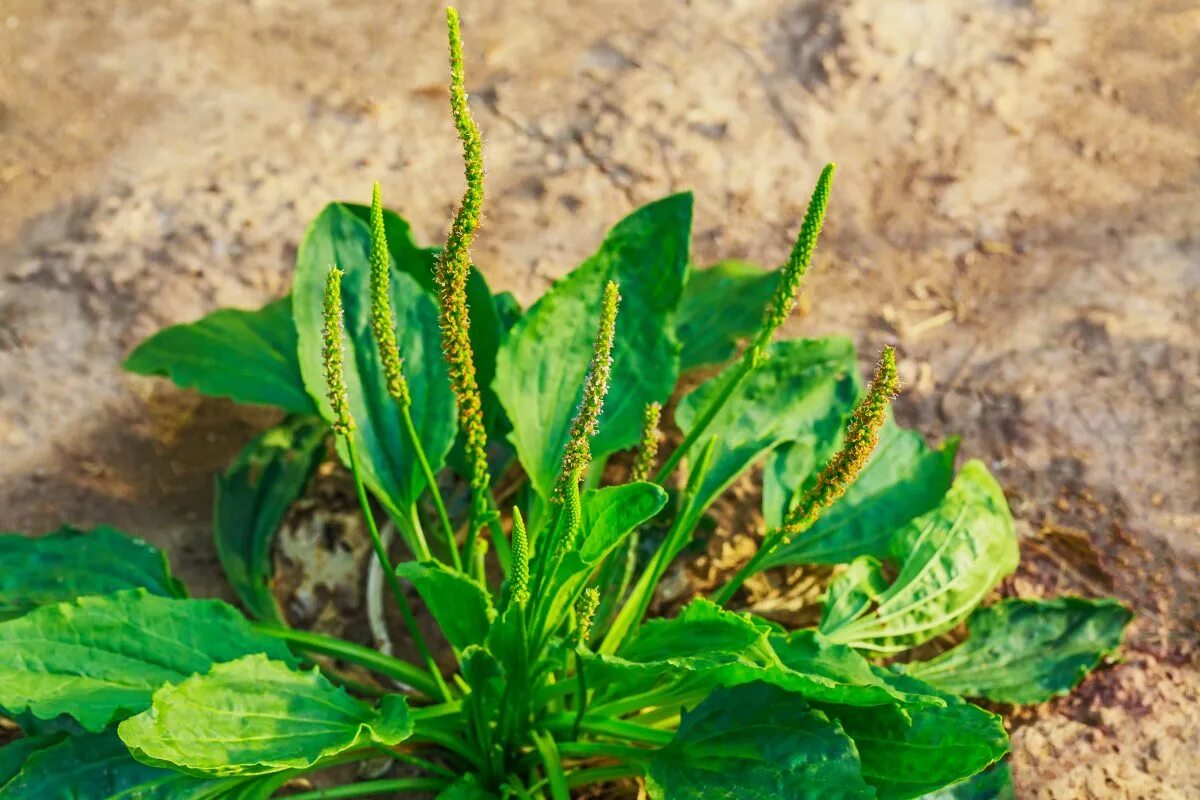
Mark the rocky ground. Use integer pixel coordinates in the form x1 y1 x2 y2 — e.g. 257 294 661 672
1 0 1197 796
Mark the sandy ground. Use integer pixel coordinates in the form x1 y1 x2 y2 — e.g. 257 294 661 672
1 0 1198 796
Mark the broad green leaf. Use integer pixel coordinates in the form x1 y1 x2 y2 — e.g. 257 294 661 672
578 482 669 564
0 590 294 732
587 599 936 709
819 557 890 635
495 194 692 499
919 762 1014 800
821 674 1009 800
675 337 860 514
0 734 62 787
119 654 411 777
677 260 778 370
214 416 326 623
0 731 269 799
293 203 456 520
762 420 959 566
395 561 495 651
821 462 1019 653
904 597 1132 704
125 297 315 415
0 526 185 620
646 683 874 800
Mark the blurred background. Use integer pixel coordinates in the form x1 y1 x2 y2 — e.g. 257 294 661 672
0 1 1197 795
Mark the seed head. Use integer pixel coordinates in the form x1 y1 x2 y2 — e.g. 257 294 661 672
750 163 835 367
510 507 530 607
780 346 897 540
630 402 662 482
555 280 621 500
575 587 601 646
436 8 491 509
322 265 355 436
368 182 410 407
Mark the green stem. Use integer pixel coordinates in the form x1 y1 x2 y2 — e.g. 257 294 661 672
278 777 448 800
253 623 440 699
600 438 716 655
572 648 588 740
400 405 461 569
345 438 452 702
556 741 649 761
711 545 770 607
653 359 750 484
566 764 643 788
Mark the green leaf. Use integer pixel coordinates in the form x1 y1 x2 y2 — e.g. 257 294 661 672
818 556 890 635
119 654 411 777
821 674 1009 800
645 683 874 800
0 590 295 732
677 260 778 370
904 597 1132 704
821 461 1019 653
395 561 495 651
293 203 456 519
587 599 936 709
214 416 327 623
495 194 692 499
762 420 959 566
0 734 62 787
0 731 269 799
675 337 860 514
125 296 315 415
919 762 1014 800
0 526 186 620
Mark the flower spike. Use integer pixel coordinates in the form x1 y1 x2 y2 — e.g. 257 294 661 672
575 587 601 646
631 402 662 482
510 507 531 607
436 7 491 509
368 182 410 408
555 280 621 500
750 163 835 366
781 345 898 540
322 265 355 436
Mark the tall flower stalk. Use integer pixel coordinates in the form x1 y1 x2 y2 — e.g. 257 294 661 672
435 8 498 573
368 182 460 569
323 265 451 701
654 164 836 484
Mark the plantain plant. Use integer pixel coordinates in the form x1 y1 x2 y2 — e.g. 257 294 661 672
0 9 1132 800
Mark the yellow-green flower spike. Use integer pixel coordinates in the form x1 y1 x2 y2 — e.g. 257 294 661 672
510 507 530 607
750 163 836 367
575 587 600 646
368 182 410 408
631 402 662 482
780 346 898 541
436 7 491 506
322 265 355 436
555 280 621 500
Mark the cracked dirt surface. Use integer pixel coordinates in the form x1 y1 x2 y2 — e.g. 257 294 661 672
1 0 1197 796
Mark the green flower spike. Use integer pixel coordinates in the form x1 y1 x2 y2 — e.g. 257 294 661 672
780 345 898 541
555 280 621 501
510 507 531 607
631 402 662 482
436 7 491 509
749 163 836 366
322 265 355 436
575 587 601 646
368 182 410 408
